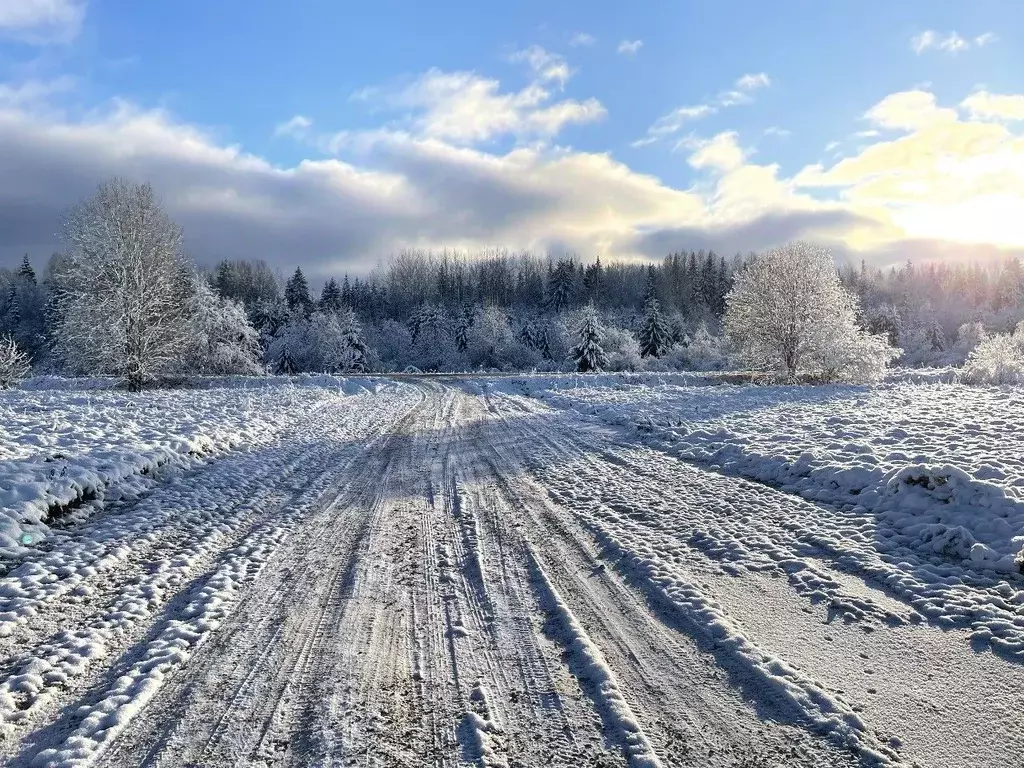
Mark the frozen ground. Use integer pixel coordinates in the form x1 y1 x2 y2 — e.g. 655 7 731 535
0 375 1020 767
0 376 381 558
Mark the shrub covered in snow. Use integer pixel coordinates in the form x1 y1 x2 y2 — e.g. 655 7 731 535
725 242 898 383
960 324 1024 385
0 334 31 389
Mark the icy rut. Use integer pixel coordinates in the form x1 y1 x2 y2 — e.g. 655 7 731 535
1 379 1014 767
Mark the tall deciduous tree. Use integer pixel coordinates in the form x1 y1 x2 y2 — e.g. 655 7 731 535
55 178 194 388
725 242 897 382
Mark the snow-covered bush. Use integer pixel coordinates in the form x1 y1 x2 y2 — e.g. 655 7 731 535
813 327 901 384
946 322 988 366
188 280 263 375
960 325 1024 385
725 242 898 382
602 326 642 372
465 306 540 371
0 335 31 389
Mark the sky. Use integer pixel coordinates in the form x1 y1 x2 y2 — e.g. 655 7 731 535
0 0 1022 280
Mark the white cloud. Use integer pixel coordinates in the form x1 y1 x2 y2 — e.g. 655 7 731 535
687 132 746 172
350 68 604 146
865 90 957 130
635 71 772 147
795 89 1024 250
617 39 643 55
911 29 995 55
4 74 1024 279
764 126 791 138
569 32 596 47
508 45 571 86
961 90 1024 122
274 115 313 138
632 104 716 147
736 72 771 91
0 0 85 43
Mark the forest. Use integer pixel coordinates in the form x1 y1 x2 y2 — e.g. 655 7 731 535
1 179 1023 381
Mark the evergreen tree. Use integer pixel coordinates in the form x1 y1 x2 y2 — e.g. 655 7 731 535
537 326 553 360
285 267 313 313
454 305 474 352
571 306 607 372
519 320 536 348
319 277 343 313
408 304 425 345
544 259 576 314
638 298 671 358
18 255 36 284
338 308 367 372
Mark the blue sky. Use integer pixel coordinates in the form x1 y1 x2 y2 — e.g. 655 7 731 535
0 0 1022 277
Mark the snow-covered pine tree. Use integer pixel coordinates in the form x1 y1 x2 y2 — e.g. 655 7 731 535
519 320 536 348
408 304 425 345
544 260 576 314
638 297 671 358
537 326 553 360
338 308 368 372
454 306 473 352
319 278 343 313
285 267 313 314
571 306 607 372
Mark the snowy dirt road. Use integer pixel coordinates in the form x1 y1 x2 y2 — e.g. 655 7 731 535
0 379 1018 767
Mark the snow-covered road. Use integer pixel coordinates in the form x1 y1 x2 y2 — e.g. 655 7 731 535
1 379 1019 767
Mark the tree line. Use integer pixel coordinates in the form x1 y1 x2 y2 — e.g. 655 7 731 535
2 177 1024 387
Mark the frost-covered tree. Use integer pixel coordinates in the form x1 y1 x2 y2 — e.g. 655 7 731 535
960 324 1024 385
338 308 367 372
518 319 537 349
319 278 343 313
571 305 607 372
544 260 576 314
725 242 898 382
948 322 988 365
54 179 194 389
410 304 458 371
536 325 553 361
187 279 263 375
638 297 671 358
2 256 46 361
0 335 30 388
285 267 313 314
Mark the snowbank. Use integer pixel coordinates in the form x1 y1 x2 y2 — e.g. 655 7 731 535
503 375 1024 574
0 379 373 558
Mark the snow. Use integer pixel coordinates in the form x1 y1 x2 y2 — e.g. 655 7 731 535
1 374 1021 767
0 376 386 558
495 376 1024 575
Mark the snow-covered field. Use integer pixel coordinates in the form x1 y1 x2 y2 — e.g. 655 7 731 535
0 374 1021 767
0 376 382 557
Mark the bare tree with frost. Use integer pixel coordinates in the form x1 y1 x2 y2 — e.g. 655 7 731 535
725 242 897 383
0 335 30 389
55 179 194 389
187 279 264 375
